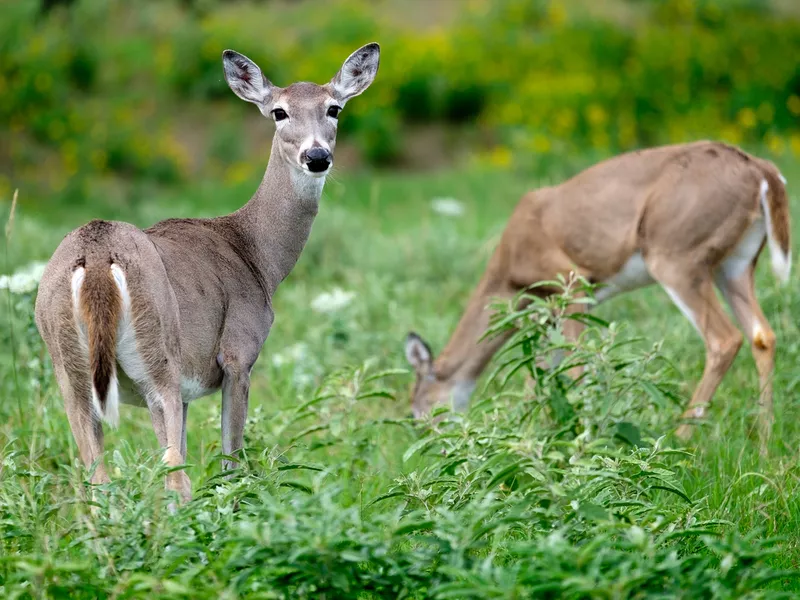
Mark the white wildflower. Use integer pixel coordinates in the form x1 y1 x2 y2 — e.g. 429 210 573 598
0 261 47 294
431 197 465 217
311 287 355 313
271 342 308 367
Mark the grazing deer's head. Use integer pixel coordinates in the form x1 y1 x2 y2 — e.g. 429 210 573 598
404 332 475 418
222 43 380 177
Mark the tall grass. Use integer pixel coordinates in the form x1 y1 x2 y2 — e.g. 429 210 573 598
2 158 800 597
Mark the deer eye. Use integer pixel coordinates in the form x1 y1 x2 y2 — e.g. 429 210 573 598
326 105 342 119
272 108 288 121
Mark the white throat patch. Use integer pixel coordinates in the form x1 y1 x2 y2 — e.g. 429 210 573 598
290 168 326 200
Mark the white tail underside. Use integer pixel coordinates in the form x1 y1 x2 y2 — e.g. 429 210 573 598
759 178 791 285
71 265 122 427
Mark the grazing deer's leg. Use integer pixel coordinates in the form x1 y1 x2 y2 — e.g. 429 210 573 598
147 386 191 502
716 266 776 456
651 267 743 440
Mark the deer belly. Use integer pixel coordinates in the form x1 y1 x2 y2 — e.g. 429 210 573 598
180 377 217 402
594 252 654 302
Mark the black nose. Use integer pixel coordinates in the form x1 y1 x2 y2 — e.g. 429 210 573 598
304 147 331 173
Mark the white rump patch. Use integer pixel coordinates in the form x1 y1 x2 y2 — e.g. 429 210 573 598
70 267 85 309
111 264 149 398
594 252 654 302
719 216 766 280
759 178 791 284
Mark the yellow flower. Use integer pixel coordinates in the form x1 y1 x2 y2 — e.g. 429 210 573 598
553 109 576 135
736 108 757 129
586 104 607 128
487 146 512 169
225 162 253 185
790 133 800 157
548 1 567 26
533 134 551 154
787 95 800 117
765 133 785 156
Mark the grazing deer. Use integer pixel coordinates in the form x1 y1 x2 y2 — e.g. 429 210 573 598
35 43 380 502
405 141 790 452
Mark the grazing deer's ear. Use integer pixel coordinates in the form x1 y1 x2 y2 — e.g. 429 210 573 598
405 331 432 371
331 42 380 102
222 50 273 107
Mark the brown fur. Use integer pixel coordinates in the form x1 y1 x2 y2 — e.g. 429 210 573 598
761 165 791 258
34 43 381 503
406 141 791 455
79 263 121 410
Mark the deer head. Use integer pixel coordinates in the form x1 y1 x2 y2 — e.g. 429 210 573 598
222 42 380 176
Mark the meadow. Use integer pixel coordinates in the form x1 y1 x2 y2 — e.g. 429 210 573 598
4 0 800 597
2 151 800 597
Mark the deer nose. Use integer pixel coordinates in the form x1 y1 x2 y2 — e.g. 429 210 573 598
303 147 332 173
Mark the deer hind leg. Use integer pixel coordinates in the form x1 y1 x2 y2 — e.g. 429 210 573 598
113 269 190 503
55 362 110 489
45 309 111 493
145 385 190 503
716 266 775 456
650 266 743 440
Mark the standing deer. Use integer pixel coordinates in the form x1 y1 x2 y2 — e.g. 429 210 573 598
35 43 380 502
404 141 790 453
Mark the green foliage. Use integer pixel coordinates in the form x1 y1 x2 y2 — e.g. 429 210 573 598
3 242 800 596
3 0 800 205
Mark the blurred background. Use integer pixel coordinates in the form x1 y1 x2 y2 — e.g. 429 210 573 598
2 0 800 216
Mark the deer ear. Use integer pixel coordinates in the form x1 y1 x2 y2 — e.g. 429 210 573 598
405 331 433 371
331 42 380 102
222 50 273 107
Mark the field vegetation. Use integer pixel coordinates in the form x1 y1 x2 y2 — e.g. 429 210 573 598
3 0 800 597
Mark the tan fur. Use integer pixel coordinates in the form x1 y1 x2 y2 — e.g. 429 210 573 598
406 141 791 454
79 263 122 411
762 167 791 258
35 43 380 504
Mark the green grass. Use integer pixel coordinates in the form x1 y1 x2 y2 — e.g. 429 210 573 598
2 153 800 597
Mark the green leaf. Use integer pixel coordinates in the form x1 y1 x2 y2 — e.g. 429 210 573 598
394 520 435 536
614 421 645 448
578 501 610 522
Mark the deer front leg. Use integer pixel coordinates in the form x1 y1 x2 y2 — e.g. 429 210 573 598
219 353 254 473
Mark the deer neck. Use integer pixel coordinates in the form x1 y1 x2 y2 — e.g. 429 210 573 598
231 136 325 296
434 274 513 396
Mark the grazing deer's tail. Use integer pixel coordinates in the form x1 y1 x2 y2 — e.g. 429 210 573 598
72 262 122 426
759 168 791 285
